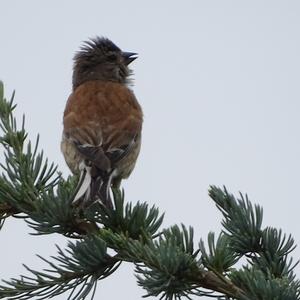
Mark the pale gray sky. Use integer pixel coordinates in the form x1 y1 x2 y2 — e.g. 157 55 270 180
1 1 300 299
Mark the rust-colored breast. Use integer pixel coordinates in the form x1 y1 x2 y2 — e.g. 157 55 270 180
63 81 143 149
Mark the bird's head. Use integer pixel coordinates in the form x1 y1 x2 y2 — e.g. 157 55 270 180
72 37 137 90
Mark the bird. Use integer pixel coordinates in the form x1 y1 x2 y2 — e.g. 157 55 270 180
61 37 143 208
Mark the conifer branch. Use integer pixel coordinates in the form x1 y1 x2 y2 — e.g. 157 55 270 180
0 235 120 300
0 81 299 300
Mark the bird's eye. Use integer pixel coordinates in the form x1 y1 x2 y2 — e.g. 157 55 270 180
107 53 117 62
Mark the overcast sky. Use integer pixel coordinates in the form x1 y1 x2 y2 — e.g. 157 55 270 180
1 1 300 299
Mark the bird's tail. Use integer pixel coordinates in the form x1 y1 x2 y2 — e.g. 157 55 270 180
90 172 113 208
73 166 113 208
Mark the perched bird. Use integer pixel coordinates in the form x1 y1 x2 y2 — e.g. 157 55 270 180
61 37 143 208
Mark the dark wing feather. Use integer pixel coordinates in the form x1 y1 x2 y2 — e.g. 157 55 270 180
75 142 111 171
74 133 139 173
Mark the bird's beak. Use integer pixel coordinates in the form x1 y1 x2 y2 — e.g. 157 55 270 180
122 52 138 65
